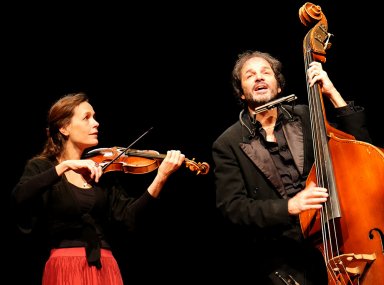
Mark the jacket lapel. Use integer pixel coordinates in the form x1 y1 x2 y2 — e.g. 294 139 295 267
283 119 305 175
240 140 287 198
239 112 305 198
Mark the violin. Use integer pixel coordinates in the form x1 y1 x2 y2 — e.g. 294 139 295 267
84 146 210 175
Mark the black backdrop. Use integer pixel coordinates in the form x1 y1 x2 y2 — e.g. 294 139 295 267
3 1 383 284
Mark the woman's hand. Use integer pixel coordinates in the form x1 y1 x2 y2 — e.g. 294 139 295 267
157 150 185 178
147 150 185 198
56 159 103 183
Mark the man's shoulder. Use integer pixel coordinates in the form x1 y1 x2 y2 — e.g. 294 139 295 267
215 120 242 140
280 104 310 121
212 120 245 151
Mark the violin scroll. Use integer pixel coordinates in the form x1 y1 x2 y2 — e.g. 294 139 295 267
184 158 210 175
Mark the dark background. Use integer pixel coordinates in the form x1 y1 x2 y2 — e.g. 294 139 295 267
3 1 383 284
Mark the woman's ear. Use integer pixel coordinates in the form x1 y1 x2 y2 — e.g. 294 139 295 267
59 127 69 136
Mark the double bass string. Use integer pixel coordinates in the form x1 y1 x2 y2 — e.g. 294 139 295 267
304 49 351 284
305 53 330 281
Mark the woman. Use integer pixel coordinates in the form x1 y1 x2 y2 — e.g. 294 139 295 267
11 92 185 285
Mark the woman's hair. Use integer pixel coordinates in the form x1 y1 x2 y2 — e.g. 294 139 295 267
232 50 286 106
37 92 89 160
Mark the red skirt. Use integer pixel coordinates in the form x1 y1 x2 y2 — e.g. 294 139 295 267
42 247 124 285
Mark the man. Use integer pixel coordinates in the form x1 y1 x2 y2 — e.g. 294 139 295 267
212 50 371 284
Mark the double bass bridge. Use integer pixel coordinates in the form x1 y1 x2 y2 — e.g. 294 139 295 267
329 253 376 280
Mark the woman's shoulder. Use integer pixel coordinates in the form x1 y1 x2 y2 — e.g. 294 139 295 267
26 156 56 170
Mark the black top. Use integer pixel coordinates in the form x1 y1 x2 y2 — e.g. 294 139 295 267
11 157 158 268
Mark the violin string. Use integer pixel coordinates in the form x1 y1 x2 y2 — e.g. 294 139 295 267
101 126 154 171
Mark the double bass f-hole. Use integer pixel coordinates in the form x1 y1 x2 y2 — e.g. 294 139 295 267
369 228 384 254
298 2 384 284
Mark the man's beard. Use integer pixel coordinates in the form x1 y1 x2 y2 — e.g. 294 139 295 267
247 93 278 109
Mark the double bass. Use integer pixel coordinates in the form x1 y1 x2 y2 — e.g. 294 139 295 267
298 3 384 284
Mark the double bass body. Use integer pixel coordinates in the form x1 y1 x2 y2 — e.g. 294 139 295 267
303 134 384 284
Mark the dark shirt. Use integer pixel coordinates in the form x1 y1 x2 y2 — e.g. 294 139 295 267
256 102 366 198
259 115 303 197
11 157 158 268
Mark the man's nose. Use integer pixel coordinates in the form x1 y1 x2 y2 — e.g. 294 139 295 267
254 73 263 81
